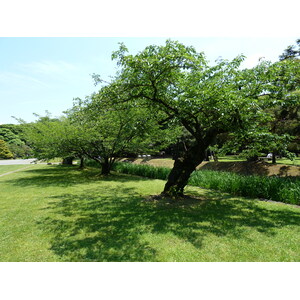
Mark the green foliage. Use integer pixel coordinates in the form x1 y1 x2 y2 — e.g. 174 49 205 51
279 38 300 60
15 39 300 194
0 125 33 158
19 88 176 173
65 87 177 173
111 40 292 138
0 140 14 159
222 130 295 161
216 57 300 160
0 127 23 145
20 116 75 160
7 143 32 159
106 40 300 195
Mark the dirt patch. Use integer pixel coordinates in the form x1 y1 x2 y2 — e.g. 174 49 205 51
122 158 300 177
143 194 206 207
198 161 300 177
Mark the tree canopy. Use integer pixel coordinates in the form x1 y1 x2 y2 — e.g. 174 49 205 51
279 38 300 61
21 90 176 174
95 40 300 196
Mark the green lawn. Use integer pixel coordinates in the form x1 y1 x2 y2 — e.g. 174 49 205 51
0 164 300 261
265 157 300 166
218 155 245 162
0 165 30 175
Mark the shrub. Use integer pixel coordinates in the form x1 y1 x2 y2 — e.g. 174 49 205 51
85 159 101 168
0 140 13 159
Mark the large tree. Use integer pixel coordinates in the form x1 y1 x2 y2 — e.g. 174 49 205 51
221 40 300 163
20 90 175 175
276 39 300 156
103 40 299 197
66 90 176 174
19 114 78 163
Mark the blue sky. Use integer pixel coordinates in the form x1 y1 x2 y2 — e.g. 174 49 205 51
1 37 299 125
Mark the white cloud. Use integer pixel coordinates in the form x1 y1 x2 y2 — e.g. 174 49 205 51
18 60 77 76
0 60 81 93
241 54 270 69
0 71 50 88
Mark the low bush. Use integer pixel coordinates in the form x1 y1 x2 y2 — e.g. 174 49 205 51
113 162 300 205
85 159 101 168
189 170 300 205
113 162 170 180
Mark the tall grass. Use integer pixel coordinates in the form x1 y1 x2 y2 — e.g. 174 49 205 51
113 162 170 180
113 162 300 205
189 170 300 205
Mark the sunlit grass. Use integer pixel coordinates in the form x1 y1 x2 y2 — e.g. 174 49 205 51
218 156 245 162
265 157 300 166
0 165 30 175
0 165 300 262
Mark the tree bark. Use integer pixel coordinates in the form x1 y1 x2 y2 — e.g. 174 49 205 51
272 152 276 164
204 149 210 161
247 155 259 162
100 157 111 175
79 157 85 169
161 143 207 197
62 157 74 165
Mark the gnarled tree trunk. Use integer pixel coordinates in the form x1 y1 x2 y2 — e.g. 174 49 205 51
79 157 85 169
272 152 276 164
161 143 206 197
161 130 218 198
100 157 111 175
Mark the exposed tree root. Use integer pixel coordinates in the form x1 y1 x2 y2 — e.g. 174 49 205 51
143 193 206 207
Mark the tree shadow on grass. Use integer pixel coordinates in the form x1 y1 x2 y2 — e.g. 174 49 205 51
6 165 151 188
5 165 300 261
37 181 300 261
39 188 158 261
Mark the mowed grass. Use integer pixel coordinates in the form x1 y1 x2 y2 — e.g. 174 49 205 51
0 165 30 175
0 165 300 261
266 157 300 166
